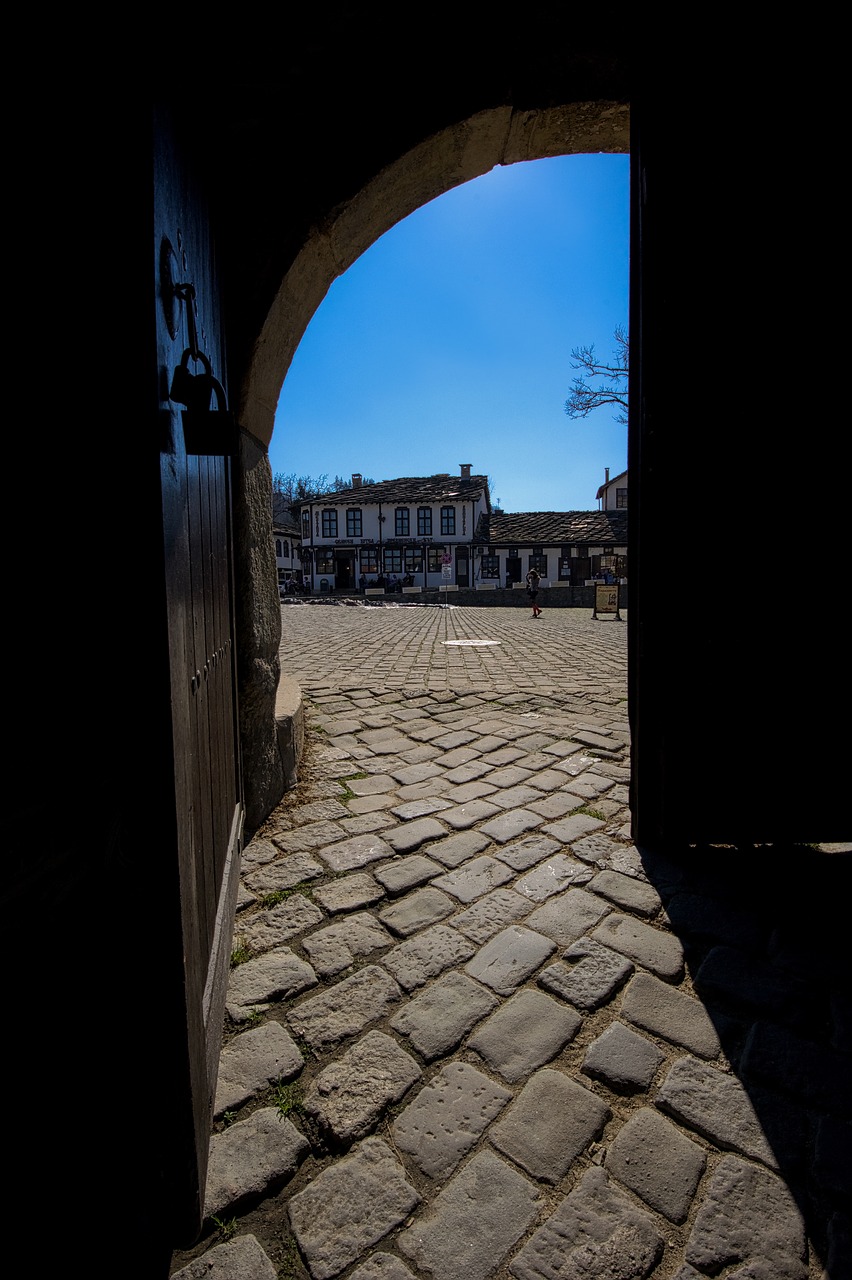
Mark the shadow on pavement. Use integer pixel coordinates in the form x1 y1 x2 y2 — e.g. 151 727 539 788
637 843 851 1279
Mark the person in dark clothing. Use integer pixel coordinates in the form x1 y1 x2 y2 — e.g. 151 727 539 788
526 568 542 617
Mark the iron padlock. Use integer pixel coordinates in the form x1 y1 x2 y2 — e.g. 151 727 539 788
182 371 234 455
170 348 217 411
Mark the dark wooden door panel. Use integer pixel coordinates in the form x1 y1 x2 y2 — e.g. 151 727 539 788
163 419 243 1239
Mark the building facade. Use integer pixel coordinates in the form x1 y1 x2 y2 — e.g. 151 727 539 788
296 465 490 591
473 509 628 587
284 466 629 593
274 511 303 588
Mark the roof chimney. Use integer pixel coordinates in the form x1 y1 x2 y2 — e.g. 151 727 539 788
605 467 610 483
352 473 362 488
460 463 472 482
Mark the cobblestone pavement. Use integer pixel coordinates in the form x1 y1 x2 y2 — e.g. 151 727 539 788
170 603 851 1280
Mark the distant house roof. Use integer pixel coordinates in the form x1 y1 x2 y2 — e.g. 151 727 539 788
596 469 628 500
475 510 628 545
309 474 490 506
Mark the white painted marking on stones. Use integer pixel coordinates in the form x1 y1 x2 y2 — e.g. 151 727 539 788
442 640 501 646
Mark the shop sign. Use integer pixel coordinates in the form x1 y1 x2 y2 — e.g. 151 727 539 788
593 584 622 621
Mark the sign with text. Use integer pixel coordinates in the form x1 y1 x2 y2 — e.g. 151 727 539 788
593 584 622 620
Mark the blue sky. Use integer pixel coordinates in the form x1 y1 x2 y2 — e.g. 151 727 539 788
270 153 629 513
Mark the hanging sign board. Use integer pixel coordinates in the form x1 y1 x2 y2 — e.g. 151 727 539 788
593 584 622 620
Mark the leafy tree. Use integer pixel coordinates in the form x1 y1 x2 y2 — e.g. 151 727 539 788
564 325 628 425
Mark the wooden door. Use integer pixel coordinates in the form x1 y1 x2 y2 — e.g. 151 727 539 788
629 85 849 845
161 416 244 1240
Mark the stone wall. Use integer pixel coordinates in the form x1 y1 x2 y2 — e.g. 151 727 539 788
314 585 628 610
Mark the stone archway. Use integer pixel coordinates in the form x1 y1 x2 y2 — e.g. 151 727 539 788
234 102 629 829
241 103 629 449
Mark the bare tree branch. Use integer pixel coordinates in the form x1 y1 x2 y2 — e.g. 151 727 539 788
564 325 629 425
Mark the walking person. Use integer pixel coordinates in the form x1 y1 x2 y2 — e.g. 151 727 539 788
526 567 542 617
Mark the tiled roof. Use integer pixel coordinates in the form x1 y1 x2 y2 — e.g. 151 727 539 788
307 475 490 506
475 510 628 545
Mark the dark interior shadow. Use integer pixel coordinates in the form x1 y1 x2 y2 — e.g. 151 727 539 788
636 843 851 1280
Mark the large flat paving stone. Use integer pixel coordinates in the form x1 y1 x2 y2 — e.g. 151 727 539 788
526 792 586 820
619 971 722 1058
226 949 318 1016
588 869 662 916
287 965 403 1051
393 1060 512 1178
656 1054 782 1168
243 851 325 895
302 912 393 977
239 896 324 952
203 1108 309 1220
379 886 456 935
591 913 684 981
431 855 515 903
451 887 532 944
465 925 556 995
382 924 476 991
467 988 581 1082
391 797 455 820
345 775 399 796
570 834 646 878
509 1167 663 1280
489 1068 609 1183
374 854 443 894
349 1255 418 1280
540 813 605 845
390 970 498 1059
292 798 352 822
685 1154 808 1280
288 1138 421 1280
305 1030 422 1142
492 833 563 871
525 886 611 947
398 1149 541 1280
423 829 491 868
481 765 533 788
513 853 594 902
386 817 450 853
581 1020 665 1094
171 1235 277 1280
214 1021 304 1116
439 799 502 830
478 807 543 842
605 1107 706 1222
241 837 283 867
538 937 633 1010
275 821 348 854
390 762 446 786
311 873 385 913
318 833 395 873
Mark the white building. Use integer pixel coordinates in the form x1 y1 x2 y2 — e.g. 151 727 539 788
273 509 303 588
297 465 491 591
596 467 628 510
